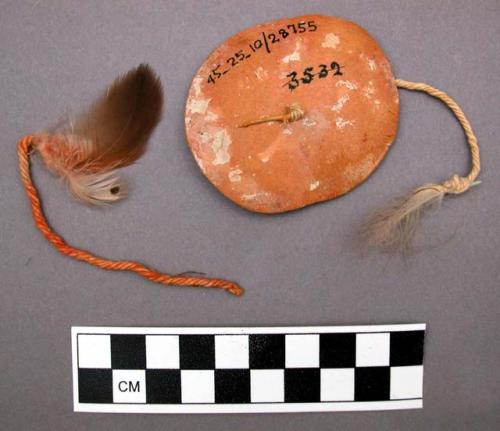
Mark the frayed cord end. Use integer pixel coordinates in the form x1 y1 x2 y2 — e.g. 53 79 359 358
360 184 444 253
360 173 480 254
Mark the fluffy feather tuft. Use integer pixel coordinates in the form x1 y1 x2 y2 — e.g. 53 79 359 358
360 185 445 253
67 170 127 205
35 64 163 205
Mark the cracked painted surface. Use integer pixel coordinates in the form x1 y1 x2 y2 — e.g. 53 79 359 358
309 180 320 191
210 129 231 165
336 80 358 90
336 117 355 129
322 33 340 49
228 168 242 182
331 94 350 112
281 42 302 63
187 98 210 115
185 14 399 213
254 67 269 80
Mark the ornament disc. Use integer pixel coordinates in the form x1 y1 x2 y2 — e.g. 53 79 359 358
185 15 399 213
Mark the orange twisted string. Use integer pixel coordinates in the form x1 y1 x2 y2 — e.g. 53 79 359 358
17 135 243 296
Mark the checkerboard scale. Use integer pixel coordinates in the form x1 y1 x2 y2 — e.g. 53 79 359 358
72 324 425 413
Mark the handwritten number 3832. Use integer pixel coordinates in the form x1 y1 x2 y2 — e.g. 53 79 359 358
286 62 343 91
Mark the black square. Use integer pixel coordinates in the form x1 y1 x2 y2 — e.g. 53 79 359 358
320 333 356 368
285 369 320 403
78 369 113 403
146 370 181 404
179 335 215 369
249 334 285 369
355 367 390 401
215 369 250 403
111 335 146 369
390 331 425 366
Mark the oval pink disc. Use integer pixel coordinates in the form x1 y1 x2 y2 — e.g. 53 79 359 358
185 14 399 213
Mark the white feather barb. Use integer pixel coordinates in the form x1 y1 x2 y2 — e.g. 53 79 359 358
67 170 127 205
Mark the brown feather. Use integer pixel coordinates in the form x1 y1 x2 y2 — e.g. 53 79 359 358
71 63 163 171
35 64 163 205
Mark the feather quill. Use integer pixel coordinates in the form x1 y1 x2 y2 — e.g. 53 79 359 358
35 64 163 204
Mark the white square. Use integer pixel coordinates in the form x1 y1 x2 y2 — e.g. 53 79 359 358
251 369 284 403
215 335 249 369
285 334 319 368
390 365 424 399
146 335 179 369
78 334 111 368
181 370 214 403
112 370 146 403
321 368 355 401
356 333 390 367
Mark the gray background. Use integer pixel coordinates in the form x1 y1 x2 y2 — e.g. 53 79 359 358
1 1 499 429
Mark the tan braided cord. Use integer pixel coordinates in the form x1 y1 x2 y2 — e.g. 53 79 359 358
395 79 481 193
